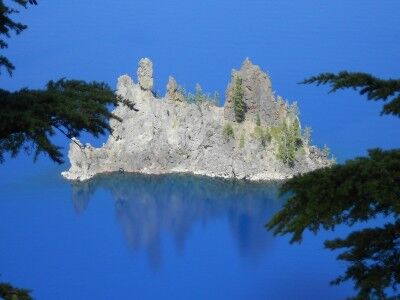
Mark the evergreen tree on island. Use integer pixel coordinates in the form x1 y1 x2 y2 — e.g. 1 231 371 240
233 77 245 123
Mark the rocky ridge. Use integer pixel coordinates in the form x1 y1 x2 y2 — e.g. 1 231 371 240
62 58 332 182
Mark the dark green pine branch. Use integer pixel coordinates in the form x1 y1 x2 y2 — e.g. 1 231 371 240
267 149 400 299
325 221 400 300
301 72 400 116
0 79 138 164
0 0 38 75
0 282 33 300
0 0 140 297
267 70 400 299
267 149 400 243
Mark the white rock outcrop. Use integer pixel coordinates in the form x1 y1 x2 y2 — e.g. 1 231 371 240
62 58 332 182
166 76 185 103
137 57 153 91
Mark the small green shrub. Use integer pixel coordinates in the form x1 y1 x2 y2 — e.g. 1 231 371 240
239 134 245 149
176 148 188 157
288 101 299 118
322 144 330 157
223 123 235 140
172 118 179 129
269 126 281 141
194 83 204 104
178 83 220 106
212 91 220 106
256 114 261 126
254 126 271 148
302 126 312 146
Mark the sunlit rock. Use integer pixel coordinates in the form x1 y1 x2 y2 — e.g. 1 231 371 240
62 58 332 182
224 58 279 125
166 76 185 103
137 57 153 91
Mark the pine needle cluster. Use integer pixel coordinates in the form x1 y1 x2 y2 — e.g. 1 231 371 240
0 282 33 300
0 1 137 164
0 79 136 163
268 71 400 299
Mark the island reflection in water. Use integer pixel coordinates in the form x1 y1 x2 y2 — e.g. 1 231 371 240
71 173 283 269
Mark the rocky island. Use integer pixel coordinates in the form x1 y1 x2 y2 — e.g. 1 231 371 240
62 58 332 182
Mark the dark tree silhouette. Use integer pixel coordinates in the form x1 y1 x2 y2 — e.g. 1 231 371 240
267 72 400 300
0 79 137 163
0 0 137 164
0 282 32 300
0 0 38 75
302 72 400 116
0 1 136 297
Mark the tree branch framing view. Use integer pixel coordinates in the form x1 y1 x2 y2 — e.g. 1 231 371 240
0 1 398 300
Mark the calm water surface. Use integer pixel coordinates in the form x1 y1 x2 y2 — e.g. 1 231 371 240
1 1 398 299
0 169 354 299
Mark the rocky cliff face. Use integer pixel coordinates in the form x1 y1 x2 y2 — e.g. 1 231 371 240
224 58 278 125
62 58 332 182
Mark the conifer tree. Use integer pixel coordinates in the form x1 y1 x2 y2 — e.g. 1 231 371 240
267 71 400 300
0 2 137 296
194 83 203 104
276 120 301 166
0 282 32 300
233 77 245 123
0 0 38 75
0 1 137 164
213 91 220 106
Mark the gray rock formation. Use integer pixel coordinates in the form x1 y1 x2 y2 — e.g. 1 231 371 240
62 58 332 182
166 76 185 102
224 58 280 125
137 57 153 91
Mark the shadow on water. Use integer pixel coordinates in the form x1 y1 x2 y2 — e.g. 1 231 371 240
70 173 284 269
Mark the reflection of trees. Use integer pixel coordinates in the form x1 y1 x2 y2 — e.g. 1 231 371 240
71 174 282 269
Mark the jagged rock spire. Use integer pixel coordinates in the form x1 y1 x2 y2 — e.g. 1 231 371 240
224 58 279 125
166 76 185 102
137 58 153 91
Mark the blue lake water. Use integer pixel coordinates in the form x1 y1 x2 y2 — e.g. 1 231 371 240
1 1 399 299
0 166 355 300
